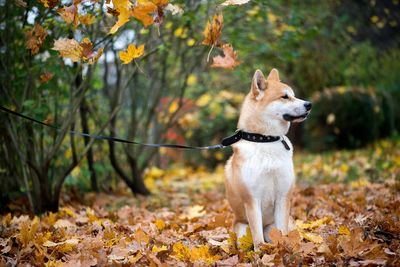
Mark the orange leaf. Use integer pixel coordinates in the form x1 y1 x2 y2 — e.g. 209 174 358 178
131 0 157 27
202 13 223 46
211 44 240 69
119 44 145 64
79 14 96 25
40 72 54 83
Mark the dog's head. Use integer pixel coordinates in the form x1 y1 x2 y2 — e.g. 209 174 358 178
249 68 312 123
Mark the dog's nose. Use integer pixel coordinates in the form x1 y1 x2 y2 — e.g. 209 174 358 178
304 101 312 111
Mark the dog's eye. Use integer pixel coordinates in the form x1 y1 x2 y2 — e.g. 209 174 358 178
281 94 289 99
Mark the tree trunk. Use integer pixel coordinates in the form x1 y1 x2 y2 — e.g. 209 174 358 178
79 98 98 192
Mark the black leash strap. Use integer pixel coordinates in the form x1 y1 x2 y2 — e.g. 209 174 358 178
0 106 223 150
0 106 290 151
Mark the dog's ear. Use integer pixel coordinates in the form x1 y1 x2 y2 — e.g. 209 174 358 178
267 68 280 82
251 69 267 100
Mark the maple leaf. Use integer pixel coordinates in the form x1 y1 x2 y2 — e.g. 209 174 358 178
131 0 157 27
79 14 96 25
109 0 133 34
52 38 103 64
58 5 79 27
25 23 48 55
52 38 83 62
221 0 251 6
151 244 168 253
119 44 145 64
18 217 39 247
202 13 223 46
211 44 240 69
238 227 253 251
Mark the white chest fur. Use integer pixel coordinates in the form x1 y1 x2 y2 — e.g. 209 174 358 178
230 136 295 225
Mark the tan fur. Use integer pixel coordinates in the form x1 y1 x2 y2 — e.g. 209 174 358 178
225 68 311 250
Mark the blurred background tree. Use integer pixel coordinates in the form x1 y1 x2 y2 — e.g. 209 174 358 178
0 0 399 214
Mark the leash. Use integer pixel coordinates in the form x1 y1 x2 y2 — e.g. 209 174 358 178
0 106 290 150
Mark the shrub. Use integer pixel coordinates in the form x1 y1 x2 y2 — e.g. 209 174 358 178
304 86 394 151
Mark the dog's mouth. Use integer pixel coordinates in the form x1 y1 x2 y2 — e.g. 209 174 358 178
283 112 310 122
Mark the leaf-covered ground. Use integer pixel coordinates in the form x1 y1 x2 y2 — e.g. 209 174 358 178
1 139 399 266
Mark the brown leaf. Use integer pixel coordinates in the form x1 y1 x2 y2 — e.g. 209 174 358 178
40 72 54 83
25 23 48 55
211 44 240 69
202 13 223 46
58 5 79 27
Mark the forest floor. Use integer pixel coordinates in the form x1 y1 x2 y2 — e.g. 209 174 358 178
1 139 399 266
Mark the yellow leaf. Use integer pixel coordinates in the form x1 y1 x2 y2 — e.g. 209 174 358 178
168 101 179 114
190 245 220 264
172 242 190 260
154 219 166 230
152 245 168 253
301 232 323 244
186 74 197 86
296 217 331 230
119 44 145 64
109 0 132 34
338 225 350 236
187 38 196 46
18 217 39 247
238 227 253 251
196 94 212 107
60 207 76 218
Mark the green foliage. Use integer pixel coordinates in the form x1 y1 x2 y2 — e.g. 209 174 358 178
304 87 394 151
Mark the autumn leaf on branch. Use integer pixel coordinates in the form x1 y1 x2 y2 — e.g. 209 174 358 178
58 4 79 27
202 13 224 61
25 23 48 55
108 0 133 34
202 13 223 47
79 14 96 25
220 0 251 6
211 44 240 69
119 43 145 64
38 0 58 9
131 0 158 27
52 38 103 64
39 72 54 83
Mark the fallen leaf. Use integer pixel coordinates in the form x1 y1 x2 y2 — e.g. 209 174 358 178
211 44 240 69
238 227 253 251
119 43 145 64
338 225 351 235
151 244 168 253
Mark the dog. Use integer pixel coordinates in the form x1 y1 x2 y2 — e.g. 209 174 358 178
224 68 312 251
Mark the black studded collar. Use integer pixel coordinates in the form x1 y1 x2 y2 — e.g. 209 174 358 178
221 130 290 151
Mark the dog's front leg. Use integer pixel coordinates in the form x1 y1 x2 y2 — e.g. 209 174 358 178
244 201 264 251
274 195 290 234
